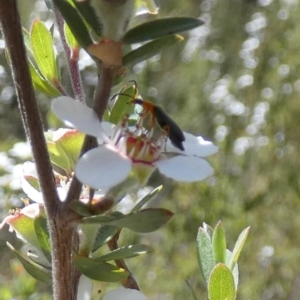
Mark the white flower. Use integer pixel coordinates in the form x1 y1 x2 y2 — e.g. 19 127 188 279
52 96 218 190
103 287 147 300
77 275 93 300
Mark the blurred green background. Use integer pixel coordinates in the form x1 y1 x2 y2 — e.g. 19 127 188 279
1 0 300 299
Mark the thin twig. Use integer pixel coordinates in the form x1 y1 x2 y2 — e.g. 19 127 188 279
108 231 140 290
53 5 86 103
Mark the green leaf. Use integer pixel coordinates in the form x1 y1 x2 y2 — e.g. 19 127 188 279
123 35 183 67
212 221 227 264
203 222 214 238
109 85 138 124
64 23 79 50
226 250 239 290
23 174 40 192
123 17 204 44
131 185 163 213
8 212 40 250
228 227 250 270
82 208 174 233
55 130 84 169
30 20 58 82
46 141 71 174
71 0 103 37
96 244 152 261
197 227 215 284
53 0 93 48
208 263 236 300
7 243 51 284
28 59 61 96
73 256 128 282
34 216 51 263
92 224 118 250
92 225 119 252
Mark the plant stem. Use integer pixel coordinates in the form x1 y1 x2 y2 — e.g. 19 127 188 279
108 231 140 290
53 5 86 103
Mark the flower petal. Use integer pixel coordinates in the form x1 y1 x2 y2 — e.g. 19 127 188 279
21 177 43 204
76 275 93 300
166 133 218 157
51 96 106 140
155 155 214 182
75 145 132 189
103 287 146 300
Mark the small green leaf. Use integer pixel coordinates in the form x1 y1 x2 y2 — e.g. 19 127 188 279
82 208 174 233
203 222 214 238
7 242 51 284
29 60 61 96
55 130 84 168
228 227 250 270
109 85 138 124
123 35 183 67
34 216 51 263
64 23 79 50
23 174 40 192
226 250 239 290
208 263 236 300
73 256 128 282
53 0 93 48
30 20 58 82
123 17 204 44
197 227 215 284
212 221 227 264
9 213 39 250
131 185 163 213
92 225 119 252
96 244 152 261
46 141 71 174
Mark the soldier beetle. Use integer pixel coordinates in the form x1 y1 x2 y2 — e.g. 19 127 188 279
111 82 185 150
130 98 185 151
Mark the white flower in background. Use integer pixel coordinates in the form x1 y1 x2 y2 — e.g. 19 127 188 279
77 275 93 300
103 287 147 300
21 161 68 203
52 96 218 190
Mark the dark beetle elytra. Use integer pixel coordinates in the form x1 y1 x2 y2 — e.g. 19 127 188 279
132 98 185 151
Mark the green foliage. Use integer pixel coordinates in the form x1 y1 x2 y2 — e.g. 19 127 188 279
82 208 174 233
123 17 204 44
52 0 93 48
208 263 235 300
7 243 51 284
73 256 128 282
95 244 152 262
196 222 248 299
30 20 59 83
108 84 138 124
123 34 184 67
